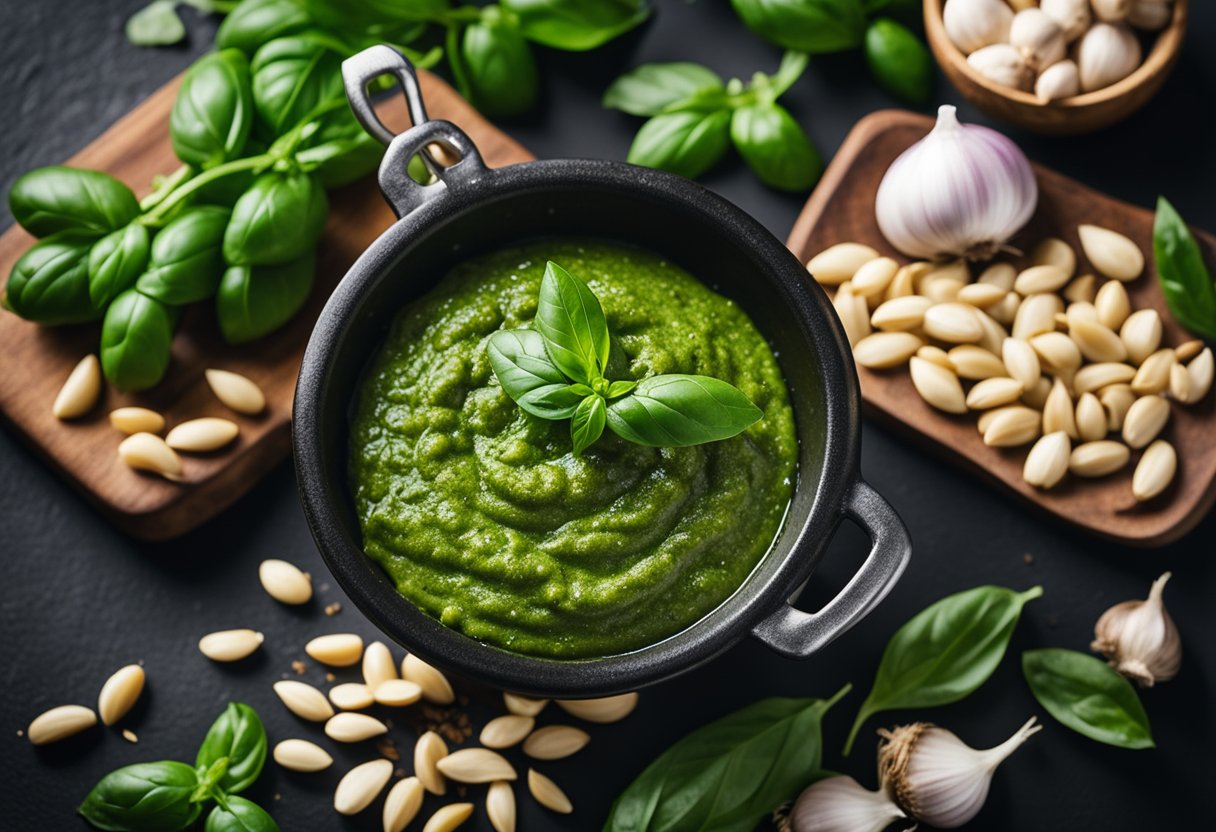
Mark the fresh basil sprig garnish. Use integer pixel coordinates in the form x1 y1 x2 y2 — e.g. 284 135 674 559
487 261 763 456
1153 196 1216 341
604 685 850 832
1022 648 1155 750
78 702 277 832
844 585 1043 754
604 52 822 191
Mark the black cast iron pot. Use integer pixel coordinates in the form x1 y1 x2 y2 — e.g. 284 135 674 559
293 46 912 697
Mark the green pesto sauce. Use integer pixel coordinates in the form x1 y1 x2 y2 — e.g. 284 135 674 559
350 240 797 659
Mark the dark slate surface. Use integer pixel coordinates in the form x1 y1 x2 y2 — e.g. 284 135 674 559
2 1 1214 830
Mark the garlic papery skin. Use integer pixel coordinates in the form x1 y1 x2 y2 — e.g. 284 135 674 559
967 44 1035 91
1128 0 1172 31
1091 0 1131 23
875 105 1038 261
1036 60 1081 101
1091 571 1181 686
1040 0 1092 41
1075 22 1142 92
1010 9 1067 71
879 718 1042 829
790 776 908 832
944 0 1015 55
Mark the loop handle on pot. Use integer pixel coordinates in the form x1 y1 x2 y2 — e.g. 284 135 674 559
751 480 911 659
341 45 489 218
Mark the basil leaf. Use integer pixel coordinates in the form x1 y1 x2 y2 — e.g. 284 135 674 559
605 374 762 447
605 686 849 832
101 289 176 392
627 109 732 180
526 383 595 419
215 0 313 54
171 50 254 169
603 62 723 117
730 0 867 53
216 253 316 344
1153 196 1216 340
79 761 201 832
223 171 327 266
9 166 140 238
606 379 636 398
730 103 821 192
126 1 187 47
1023 648 1155 750
503 0 650 51
864 17 932 105
535 261 611 384
295 130 383 188
571 394 606 455
250 35 345 139
89 224 150 308
137 207 229 305
5 231 102 325
205 797 280 832
196 703 267 795
844 585 1043 754
460 8 540 116
487 328 579 415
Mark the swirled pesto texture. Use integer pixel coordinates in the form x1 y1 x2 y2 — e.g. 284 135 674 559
350 240 797 658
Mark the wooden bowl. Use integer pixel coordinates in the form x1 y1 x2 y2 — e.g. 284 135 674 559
925 0 1188 135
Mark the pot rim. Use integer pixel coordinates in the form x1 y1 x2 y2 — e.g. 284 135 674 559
293 156 862 696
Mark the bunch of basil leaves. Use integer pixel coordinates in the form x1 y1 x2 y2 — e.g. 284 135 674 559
731 0 933 105
127 0 652 117
78 703 276 831
488 261 763 455
5 28 392 391
603 52 821 191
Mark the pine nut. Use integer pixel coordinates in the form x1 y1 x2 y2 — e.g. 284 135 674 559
362 641 397 691
1023 431 1071 489
384 777 425 832
325 712 388 743
28 704 97 745
909 356 967 413
528 769 573 814
109 407 164 435
334 758 393 815
1030 237 1076 275
480 715 535 749
199 629 263 662
1070 440 1130 477
1074 362 1136 394
1002 338 1041 389
205 368 265 415
982 407 1041 447
53 355 101 419
1075 393 1107 441
556 692 640 723
274 738 333 772
1042 378 1078 439
832 282 870 347
98 665 144 726
853 332 923 368
374 679 423 707
967 377 1024 410
924 303 983 343
486 781 516 832
329 683 374 711
1013 294 1063 340
258 559 312 605
305 633 363 667
1029 331 1082 375
1122 395 1170 449
402 654 455 704
165 417 239 452
422 803 474 832
807 243 878 285
1069 318 1127 363
503 692 548 717
870 295 932 331
948 345 1007 380
273 680 334 722
851 256 899 297
437 748 517 783
522 725 590 760
1014 264 1071 294
416 730 449 795
1022 376 1051 409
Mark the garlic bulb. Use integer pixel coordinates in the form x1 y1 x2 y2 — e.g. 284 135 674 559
1036 59 1081 101
1091 571 1181 686
1128 0 1172 30
1039 0 1092 41
943 0 1014 54
1091 0 1131 23
1010 9 1067 71
967 44 1035 91
1075 22 1142 92
790 776 907 832
879 718 1042 829
875 105 1038 261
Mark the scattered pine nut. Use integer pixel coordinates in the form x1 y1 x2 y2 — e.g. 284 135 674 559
325 712 388 743
165 417 239 452
97 664 145 726
374 679 422 707
436 748 517 783
198 629 263 662
486 780 516 832
109 407 164 435
259 559 312 605
205 369 266 415
522 725 590 760
329 683 375 711
421 803 474 832
334 758 393 815
383 776 425 832
556 693 640 724
121 728 138 743
503 692 548 717
27 705 97 745
480 715 535 749
527 768 573 814
273 680 334 722
362 641 397 691
274 738 333 772
402 654 455 704
415 730 449 795
305 634 364 667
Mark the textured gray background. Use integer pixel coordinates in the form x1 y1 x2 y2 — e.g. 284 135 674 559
2 1 1215 830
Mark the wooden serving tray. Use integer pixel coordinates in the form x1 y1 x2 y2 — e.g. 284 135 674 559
787 110 1216 547
0 71 532 540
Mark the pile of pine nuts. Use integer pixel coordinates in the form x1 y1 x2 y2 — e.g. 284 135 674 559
809 226 1213 499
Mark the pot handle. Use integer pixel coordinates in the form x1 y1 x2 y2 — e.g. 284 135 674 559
341 45 488 218
752 479 910 659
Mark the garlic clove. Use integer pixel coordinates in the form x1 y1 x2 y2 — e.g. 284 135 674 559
1091 572 1181 686
1128 0 1172 31
943 0 1015 55
1035 59 1080 102
1010 8 1067 71
1039 0 1092 41
967 43 1035 91
880 718 1041 829
790 776 907 832
875 106 1037 261
1075 23 1142 93
1091 0 1131 24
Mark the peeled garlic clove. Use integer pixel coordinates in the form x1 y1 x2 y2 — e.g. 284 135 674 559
967 43 1035 91
118 433 183 480
879 718 1041 829
1078 224 1144 282
1010 8 1067 71
1092 572 1180 685
806 243 879 285
205 368 266 415
1035 60 1080 102
53 355 102 420
1132 439 1176 501
165 417 239 452
790 775 906 832
1075 23 1142 93
1039 0 1091 41
943 0 1014 54
1127 0 1172 30
1091 0 1131 23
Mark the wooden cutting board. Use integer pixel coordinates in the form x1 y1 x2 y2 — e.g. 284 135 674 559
0 71 533 540
787 110 1216 548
